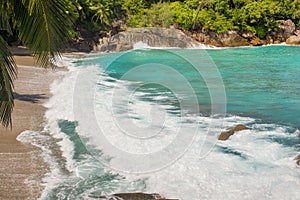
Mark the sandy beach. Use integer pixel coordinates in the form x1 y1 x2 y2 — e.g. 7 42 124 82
0 56 62 199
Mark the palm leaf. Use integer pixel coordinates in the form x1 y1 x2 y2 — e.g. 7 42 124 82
0 0 74 127
0 35 17 127
0 2 13 35
15 0 75 67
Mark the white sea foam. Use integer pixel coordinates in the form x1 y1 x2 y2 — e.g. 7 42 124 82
142 124 300 200
17 130 71 200
44 67 78 171
133 41 151 49
37 54 300 199
133 41 216 50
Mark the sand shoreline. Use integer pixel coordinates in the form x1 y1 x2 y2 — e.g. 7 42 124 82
0 53 177 200
0 56 63 199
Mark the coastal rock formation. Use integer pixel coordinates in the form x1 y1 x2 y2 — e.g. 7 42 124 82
189 30 266 47
286 35 300 45
189 20 298 47
250 37 266 46
94 28 199 52
270 20 296 42
69 20 300 52
91 192 178 200
191 31 222 47
218 124 250 141
189 30 247 47
219 31 249 47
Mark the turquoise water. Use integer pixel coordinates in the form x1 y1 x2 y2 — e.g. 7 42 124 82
84 46 300 127
209 46 300 128
41 46 300 199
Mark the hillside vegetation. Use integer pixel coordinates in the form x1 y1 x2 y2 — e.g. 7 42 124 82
73 0 300 39
4 0 300 47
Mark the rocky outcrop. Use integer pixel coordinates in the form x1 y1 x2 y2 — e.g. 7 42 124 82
286 35 300 45
189 30 263 47
249 37 266 46
94 28 199 52
189 20 299 47
269 20 296 43
68 19 300 52
218 124 250 141
90 192 178 200
219 31 249 47
284 24 300 45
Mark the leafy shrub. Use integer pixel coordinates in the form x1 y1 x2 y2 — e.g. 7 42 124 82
145 2 174 27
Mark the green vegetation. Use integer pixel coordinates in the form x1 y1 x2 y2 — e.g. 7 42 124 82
0 0 74 127
1 0 300 127
121 0 300 35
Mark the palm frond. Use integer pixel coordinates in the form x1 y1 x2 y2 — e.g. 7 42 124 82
0 2 13 34
15 0 74 67
0 35 17 127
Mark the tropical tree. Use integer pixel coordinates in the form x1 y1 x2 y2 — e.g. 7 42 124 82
0 0 75 127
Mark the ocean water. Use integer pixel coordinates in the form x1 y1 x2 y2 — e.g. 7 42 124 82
18 45 300 199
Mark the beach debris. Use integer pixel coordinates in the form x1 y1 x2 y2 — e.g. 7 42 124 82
218 124 250 141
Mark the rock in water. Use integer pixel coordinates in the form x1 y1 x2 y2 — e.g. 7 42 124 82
218 124 249 141
294 154 300 165
90 193 178 200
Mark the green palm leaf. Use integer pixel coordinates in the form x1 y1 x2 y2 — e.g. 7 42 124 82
15 0 74 67
0 35 17 128
0 0 74 127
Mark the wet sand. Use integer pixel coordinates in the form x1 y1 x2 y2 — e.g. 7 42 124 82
0 54 176 200
0 56 62 199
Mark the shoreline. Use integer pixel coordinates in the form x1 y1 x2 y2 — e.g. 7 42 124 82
1 47 299 199
0 56 63 199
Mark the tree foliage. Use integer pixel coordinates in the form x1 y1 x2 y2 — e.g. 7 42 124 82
121 0 300 36
0 0 74 127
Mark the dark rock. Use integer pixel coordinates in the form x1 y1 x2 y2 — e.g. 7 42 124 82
294 154 300 165
278 19 296 38
190 21 296 46
219 31 249 47
218 124 250 141
111 20 125 36
190 31 222 47
90 193 178 200
268 20 296 43
241 31 256 39
74 41 93 52
286 35 300 45
250 37 266 46
114 193 161 200
190 30 250 47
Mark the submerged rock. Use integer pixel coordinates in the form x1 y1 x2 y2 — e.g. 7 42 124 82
218 124 249 141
